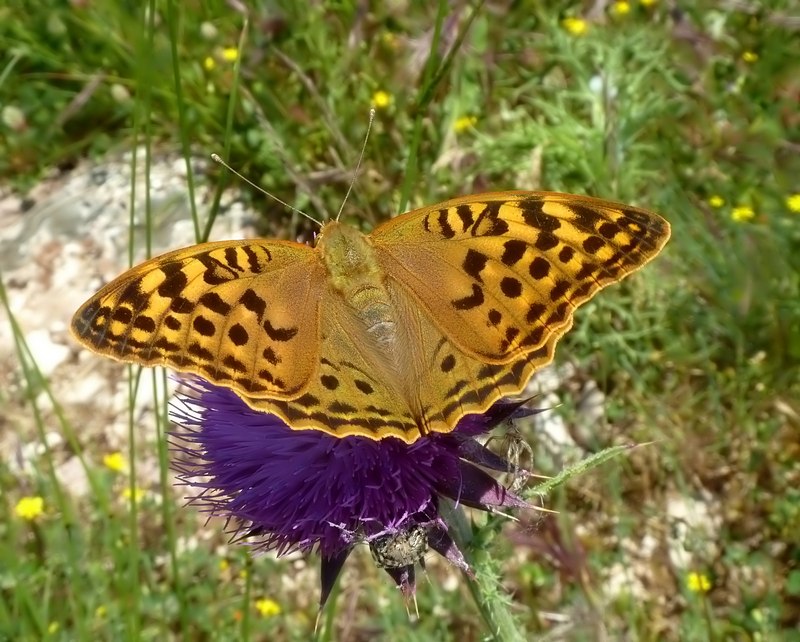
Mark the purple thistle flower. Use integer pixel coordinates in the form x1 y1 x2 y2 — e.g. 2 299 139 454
171 377 535 606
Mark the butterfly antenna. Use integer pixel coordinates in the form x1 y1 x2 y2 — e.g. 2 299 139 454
335 107 376 222
211 154 322 227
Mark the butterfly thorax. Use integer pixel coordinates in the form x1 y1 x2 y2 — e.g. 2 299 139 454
317 221 397 349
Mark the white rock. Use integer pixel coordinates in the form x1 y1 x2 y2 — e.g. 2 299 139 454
603 561 648 601
23 328 71 377
665 492 721 569
55 455 91 499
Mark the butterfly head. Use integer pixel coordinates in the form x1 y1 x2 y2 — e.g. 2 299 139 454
316 220 382 290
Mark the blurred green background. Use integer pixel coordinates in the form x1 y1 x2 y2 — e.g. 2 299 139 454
1 1 799 640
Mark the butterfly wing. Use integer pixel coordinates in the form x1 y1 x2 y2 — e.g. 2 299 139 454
71 240 324 399
371 191 671 362
367 191 670 436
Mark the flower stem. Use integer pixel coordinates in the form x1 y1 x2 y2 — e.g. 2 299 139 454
441 501 528 641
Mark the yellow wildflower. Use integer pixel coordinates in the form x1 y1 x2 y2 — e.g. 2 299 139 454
640 0 657 6
15 496 44 520
742 51 758 63
371 90 392 109
612 1 631 16
95 605 107 618
48 622 59 635
707 195 724 208
222 47 239 62
731 205 755 222
562 17 588 36
103 452 126 473
123 486 146 504
219 558 230 572
686 571 712 593
204 56 216 71
786 193 800 213
454 115 477 133
255 597 281 617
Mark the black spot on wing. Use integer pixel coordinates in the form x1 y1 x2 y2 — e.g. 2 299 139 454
193 316 216 337
456 204 475 230
437 209 455 239
157 263 188 298
501 240 527 266
520 201 562 232
228 323 249 346
321 374 339 390
529 257 550 280
463 249 488 283
112 307 133 323
264 320 298 342
441 354 456 373
133 315 156 332
199 292 232 316
452 284 484 311
240 288 266 322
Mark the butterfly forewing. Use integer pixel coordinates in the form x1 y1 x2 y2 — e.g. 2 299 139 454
371 191 670 362
71 240 322 398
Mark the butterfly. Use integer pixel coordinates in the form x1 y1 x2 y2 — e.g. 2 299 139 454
71 191 670 443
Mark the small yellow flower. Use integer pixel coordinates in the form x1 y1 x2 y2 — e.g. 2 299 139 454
222 47 239 62
15 496 44 520
612 1 631 16
48 622 59 635
204 56 216 71
454 115 478 133
122 486 146 504
708 195 725 208
686 571 712 593
640 0 657 6
742 51 758 63
219 558 230 572
562 17 588 36
371 90 392 109
103 452 126 473
95 605 107 618
731 205 755 222
255 598 281 618
786 193 800 212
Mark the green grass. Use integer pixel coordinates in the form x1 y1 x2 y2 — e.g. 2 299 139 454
2 0 800 639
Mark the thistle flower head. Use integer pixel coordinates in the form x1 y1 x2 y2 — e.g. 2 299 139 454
171 378 534 605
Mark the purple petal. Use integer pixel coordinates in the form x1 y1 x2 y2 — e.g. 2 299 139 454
434 461 531 510
382 564 416 599
319 548 352 609
427 525 474 578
